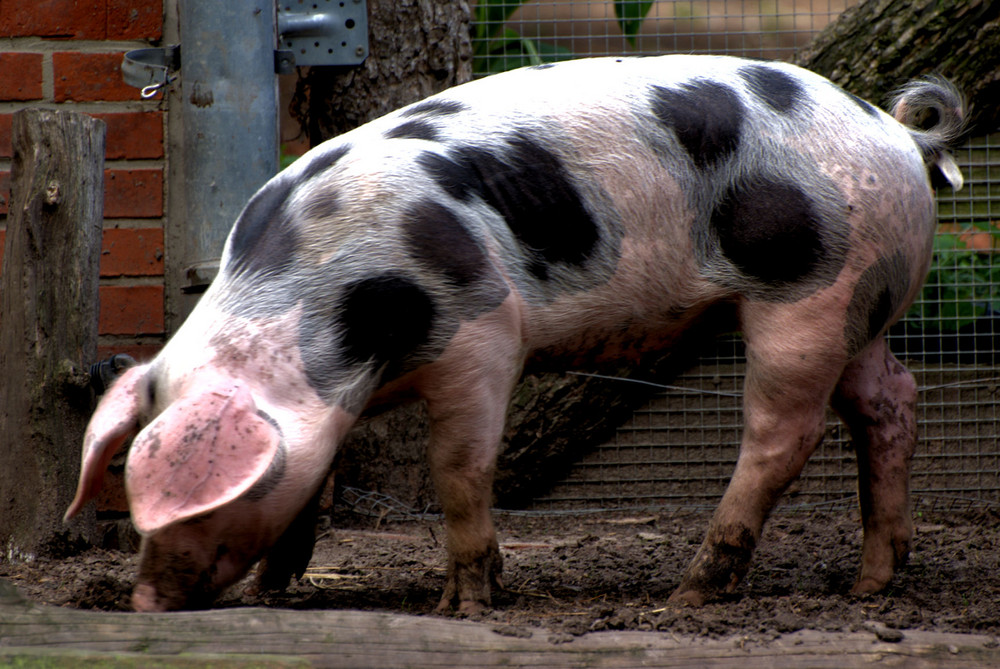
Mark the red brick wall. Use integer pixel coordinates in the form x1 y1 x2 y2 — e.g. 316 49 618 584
0 0 166 362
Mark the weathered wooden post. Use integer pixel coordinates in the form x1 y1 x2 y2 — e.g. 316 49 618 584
0 109 106 557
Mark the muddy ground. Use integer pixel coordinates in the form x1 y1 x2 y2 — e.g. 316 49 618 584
2 505 999 643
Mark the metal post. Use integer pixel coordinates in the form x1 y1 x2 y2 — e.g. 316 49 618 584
176 0 279 301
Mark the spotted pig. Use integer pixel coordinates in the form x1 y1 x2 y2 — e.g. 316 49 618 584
65 55 965 612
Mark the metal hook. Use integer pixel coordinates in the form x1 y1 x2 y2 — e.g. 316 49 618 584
140 81 165 99
140 75 177 99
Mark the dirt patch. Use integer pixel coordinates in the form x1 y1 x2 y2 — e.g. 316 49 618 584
2 506 999 641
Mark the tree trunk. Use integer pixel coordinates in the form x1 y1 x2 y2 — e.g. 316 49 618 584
794 0 1000 136
291 0 473 144
322 0 1000 513
0 110 105 557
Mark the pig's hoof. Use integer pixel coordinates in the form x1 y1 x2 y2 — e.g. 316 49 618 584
850 576 889 597
434 595 488 616
666 587 708 607
458 599 487 616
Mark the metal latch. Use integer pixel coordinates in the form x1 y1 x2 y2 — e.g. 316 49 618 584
276 0 368 73
121 44 180 98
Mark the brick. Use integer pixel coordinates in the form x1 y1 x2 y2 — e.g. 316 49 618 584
0 53 44 101
0 170 9 215
104 169 163 218
99 284 164 335
54 52 136 103
94 112 164 160
107 0 162 40
2 112 163 161
101 227 164 276
0 114 11 159
96 342 162 364
0 0 107 39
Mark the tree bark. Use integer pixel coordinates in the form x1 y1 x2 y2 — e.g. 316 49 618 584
291 0 473 144
794 0 1000 135
0 110 105 557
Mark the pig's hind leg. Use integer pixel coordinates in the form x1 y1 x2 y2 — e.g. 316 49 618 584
669 302 849 606
831 335 917 596
420 300 524 614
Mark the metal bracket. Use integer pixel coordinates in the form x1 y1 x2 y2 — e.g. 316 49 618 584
276 0 368 73
122 45 180 98
121 2 368 91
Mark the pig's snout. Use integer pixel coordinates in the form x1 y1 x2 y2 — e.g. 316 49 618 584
132 582 172 613
131 528 255 612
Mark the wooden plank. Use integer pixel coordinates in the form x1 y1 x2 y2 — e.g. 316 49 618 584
1 586 997 668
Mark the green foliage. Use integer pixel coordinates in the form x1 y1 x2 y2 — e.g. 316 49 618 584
907 225 1000 331
472 0 655 74
614 1 655 46
280 145 300 171
472 0 570 75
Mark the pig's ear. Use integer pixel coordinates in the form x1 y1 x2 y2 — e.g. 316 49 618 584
125 383 281 535
64 365 150 522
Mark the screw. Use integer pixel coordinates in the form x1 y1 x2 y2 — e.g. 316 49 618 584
355 46 365 57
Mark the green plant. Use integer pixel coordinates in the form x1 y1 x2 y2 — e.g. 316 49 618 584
280 144 300 171
614 1 655 46
472 0 656 75
907 224 1000 331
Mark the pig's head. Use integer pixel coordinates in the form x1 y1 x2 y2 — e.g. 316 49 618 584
64 360 338 611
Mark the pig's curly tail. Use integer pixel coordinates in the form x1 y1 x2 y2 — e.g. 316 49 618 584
890 75 967 190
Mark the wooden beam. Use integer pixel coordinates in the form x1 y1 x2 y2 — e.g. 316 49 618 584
0 589 997 668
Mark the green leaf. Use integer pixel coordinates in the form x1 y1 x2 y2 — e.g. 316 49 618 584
473 29 573 75
614 0 654 45
474 0 529 44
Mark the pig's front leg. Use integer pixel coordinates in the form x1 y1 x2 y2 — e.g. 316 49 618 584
252 482 326 594
831 336 917 595
421 301 524 614
669 302 846 605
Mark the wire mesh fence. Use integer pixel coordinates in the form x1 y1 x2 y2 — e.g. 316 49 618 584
468 1 1000 511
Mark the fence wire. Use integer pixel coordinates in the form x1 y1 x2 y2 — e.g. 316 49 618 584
469 1 1000 511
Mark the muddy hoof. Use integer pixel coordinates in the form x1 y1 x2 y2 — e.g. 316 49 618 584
667 587 708 607
850 576 889 597
435 596 488 615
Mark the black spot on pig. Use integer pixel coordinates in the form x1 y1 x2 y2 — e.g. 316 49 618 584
493 134 599 274
338 275 436 369
649 80 743 169
385 119 439 141
228 179 299 277
403 200 487 287
298 144 350 183
420 134 599 279
417 150 477 202
401 98 467 118
298 185 341 223
844 252 910 358
711 178 827 285
739 64 804 113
